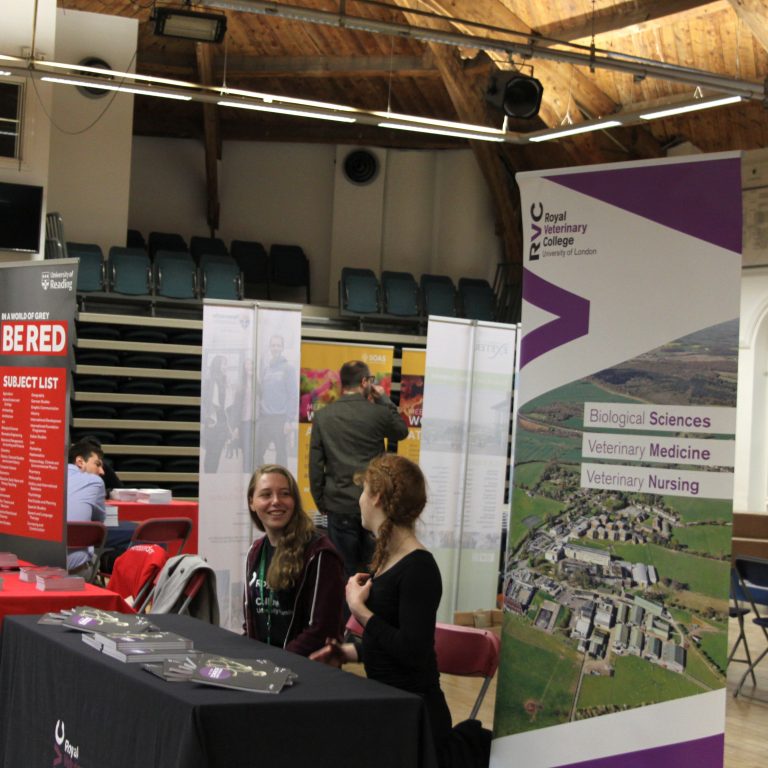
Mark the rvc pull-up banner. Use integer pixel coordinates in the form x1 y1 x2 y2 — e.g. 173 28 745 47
493 154 741 767
0 259 77 567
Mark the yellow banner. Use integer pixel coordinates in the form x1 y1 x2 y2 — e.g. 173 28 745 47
298 341 395 515
397 348 425 463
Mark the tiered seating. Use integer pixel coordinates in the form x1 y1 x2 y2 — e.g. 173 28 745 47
200 252 243 300
148 231 188 260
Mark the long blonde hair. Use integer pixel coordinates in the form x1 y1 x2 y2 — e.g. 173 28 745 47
360 454 427 573
247 464 314 591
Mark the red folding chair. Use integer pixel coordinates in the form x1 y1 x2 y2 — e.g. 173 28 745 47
130 517 193 557
67 521 108 584
434 623 500 719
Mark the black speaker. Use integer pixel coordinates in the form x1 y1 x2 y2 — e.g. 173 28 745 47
502 75 544 119
343 150 379 185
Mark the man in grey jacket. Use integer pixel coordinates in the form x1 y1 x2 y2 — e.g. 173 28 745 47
309 360 408 579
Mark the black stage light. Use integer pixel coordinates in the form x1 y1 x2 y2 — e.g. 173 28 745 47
502 75 544 119
154 8 227 43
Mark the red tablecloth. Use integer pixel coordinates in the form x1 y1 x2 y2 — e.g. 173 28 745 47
0 572 134 629
108 500 199 554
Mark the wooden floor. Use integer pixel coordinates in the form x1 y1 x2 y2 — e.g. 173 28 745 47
350 616 768 764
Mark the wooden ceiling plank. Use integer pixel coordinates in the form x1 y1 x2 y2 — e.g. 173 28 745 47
727 0 768 52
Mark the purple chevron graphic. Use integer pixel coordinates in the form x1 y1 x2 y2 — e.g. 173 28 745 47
520 268 590 368
545 157 741 253
554 733 723 768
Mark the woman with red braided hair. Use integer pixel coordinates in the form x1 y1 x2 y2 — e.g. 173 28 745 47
311 454 489 766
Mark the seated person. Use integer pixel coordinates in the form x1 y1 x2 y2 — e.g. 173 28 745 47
243 464 345 656
66 439 106 572
311 454 491 767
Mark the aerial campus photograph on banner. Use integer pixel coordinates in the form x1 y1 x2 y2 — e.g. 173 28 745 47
494 319 737 736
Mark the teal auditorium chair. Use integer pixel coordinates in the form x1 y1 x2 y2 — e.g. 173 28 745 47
68 242 106 292
154 250 198 299
108 247 153 296
340 267 380 315
200 252 243 300
381 271 420 318
190 236 228 264
458 277 496 321
269 244 310 303
148 231 188 261
231 240 270 298
420 274 457 318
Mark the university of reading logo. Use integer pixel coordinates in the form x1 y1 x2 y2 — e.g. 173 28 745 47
53 719 81 767
42 269 74 291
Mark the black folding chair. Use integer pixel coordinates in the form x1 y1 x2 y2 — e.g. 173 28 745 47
732 556 768 697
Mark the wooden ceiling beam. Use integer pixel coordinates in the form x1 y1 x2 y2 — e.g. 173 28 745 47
727 0 768 52
535 0 731 43
139 51 440 79
196 42 221 234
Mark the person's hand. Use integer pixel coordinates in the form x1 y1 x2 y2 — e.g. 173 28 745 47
346 573 372 617
368 384 385 402
309 640 356 667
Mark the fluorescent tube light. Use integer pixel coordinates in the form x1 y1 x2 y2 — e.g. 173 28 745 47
217 100 356 122
527 120 622 142
373 110 503 136
219 87 357 112
378 121 505 142
639 95 743 120
40 76 192 101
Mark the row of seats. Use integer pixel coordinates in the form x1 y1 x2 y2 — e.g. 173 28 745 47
69 242 243 301
340 269 496 321
126 232 311 303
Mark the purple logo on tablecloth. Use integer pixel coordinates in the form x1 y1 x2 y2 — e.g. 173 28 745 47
199 666 233 680
75 617 94 626
52 719 81 767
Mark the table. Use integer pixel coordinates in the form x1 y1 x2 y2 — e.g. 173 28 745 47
0 614 437 768
109 500 199 553
0 572 133 629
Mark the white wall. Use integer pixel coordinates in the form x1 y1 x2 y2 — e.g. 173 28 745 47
46 9 137 257
129 138 502 306
0 0 57 261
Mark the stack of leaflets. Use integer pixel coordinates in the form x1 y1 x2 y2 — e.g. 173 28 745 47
62 608 159 634
20 565 67 582
109 488 139 501
0 552 19 569
36 572 85 591
136 488 172 504
82 630 195 663
143 654 297 693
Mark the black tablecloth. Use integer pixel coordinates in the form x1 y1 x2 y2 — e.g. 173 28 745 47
0 614 437 768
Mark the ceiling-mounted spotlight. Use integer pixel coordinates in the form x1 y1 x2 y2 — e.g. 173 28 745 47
502 74 544 119
154 8 227 43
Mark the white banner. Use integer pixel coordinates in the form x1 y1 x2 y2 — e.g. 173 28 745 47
198 301 301 631
495 153 742 768
420 317 516 622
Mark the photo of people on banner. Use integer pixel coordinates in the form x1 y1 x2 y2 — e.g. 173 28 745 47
297 342 396 517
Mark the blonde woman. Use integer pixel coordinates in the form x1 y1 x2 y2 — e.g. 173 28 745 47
243 464 345 656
